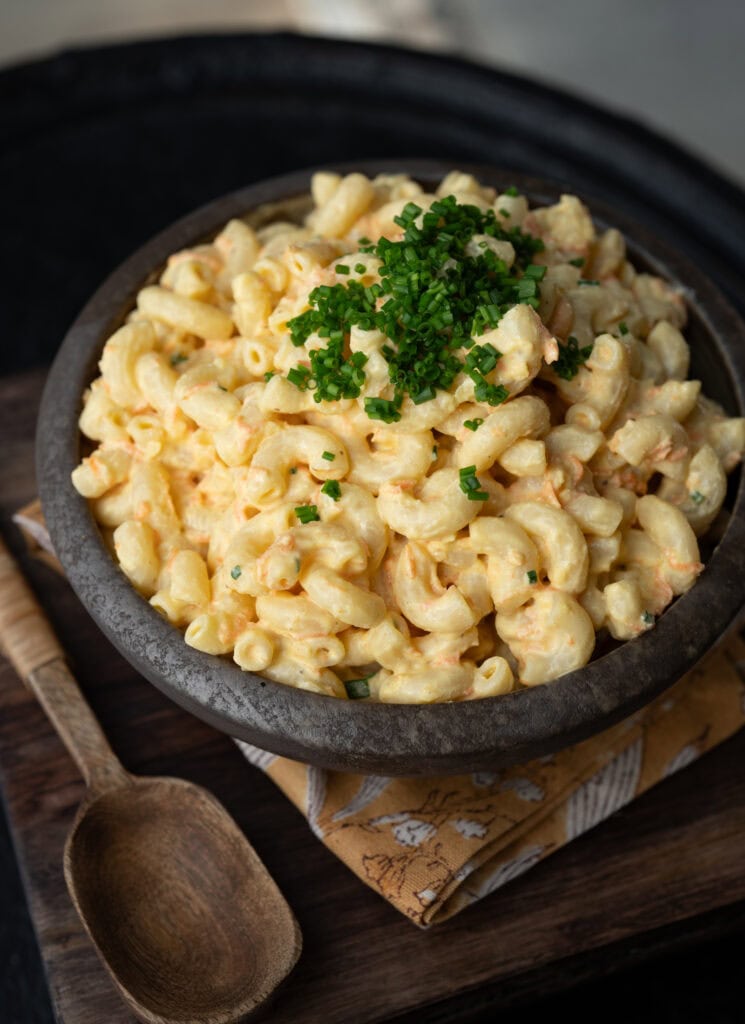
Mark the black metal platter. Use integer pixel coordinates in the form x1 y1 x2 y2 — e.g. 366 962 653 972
1 32 744 376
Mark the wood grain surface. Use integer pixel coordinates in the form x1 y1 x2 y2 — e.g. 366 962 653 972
2 368 745 1023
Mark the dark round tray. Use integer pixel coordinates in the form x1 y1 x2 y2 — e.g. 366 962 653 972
1 32 744 377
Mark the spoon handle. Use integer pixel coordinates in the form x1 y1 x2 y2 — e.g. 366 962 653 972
0 535 130 796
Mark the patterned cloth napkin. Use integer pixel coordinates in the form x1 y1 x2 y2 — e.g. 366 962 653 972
15 500 745 928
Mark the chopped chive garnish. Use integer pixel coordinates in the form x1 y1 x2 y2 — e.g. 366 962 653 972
553 336 594 380
458 464 488 500
230 565 242 580
294 504 320 524
473 376 509 406
170 352 188 366
287 366 312 390
393 201 423 227
321 480 341 501
344 677 371 699
504 186 519 197
527 570 538 584
568 257 585 267
357 236 371 245
364 396 402 423
290 467 297 474
499 207 510 218
524 264 547 280
285 194 544 411
690 490 705 505
264 370 275 381
578 278 600 286
335 264 350 275
642 611 654 625
464 342 502 375
517 277 540 300
412 385 436 405
217 384 227 392
322 451 336 461
618 321 629 336
464 418 484 432
354 263 367 274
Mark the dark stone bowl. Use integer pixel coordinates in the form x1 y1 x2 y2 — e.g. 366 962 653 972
37 161 745 776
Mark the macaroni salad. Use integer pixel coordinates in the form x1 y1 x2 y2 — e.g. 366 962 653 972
72 171 745 702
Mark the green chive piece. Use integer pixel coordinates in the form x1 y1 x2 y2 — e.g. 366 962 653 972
364 396 402 423
553 336 594 380
459 464 488 500
465 342 502 375
230 565 242 580
642 611 654 625
618 321 629 336
473 376 509 405
393 201 423 228
294 504 320 524
264 370 275 381
412 385 436 405
568 257 585 267
354 263 366 274
287 366 312 389
524 264 547 280
322 451 336 461
170 352 188 366
464 418 484 432
690 490 705 505
504 186 519 197
321 480 341 501
527 570 538 584
344 677 371 699
336 264 350 275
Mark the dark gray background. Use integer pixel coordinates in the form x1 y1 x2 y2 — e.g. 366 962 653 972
3 0 744 187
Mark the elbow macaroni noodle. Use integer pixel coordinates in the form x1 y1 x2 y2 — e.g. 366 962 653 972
72 171 745 703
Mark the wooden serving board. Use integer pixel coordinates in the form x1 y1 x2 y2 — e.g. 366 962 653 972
3 368 745 1023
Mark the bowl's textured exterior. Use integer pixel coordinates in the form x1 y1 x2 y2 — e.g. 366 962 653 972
37 161 745 775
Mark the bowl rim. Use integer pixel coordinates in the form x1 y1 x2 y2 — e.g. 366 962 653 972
37 159 745 775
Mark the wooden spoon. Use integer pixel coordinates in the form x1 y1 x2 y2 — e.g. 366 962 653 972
0 536 302 1024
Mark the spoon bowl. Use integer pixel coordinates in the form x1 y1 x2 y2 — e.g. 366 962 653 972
66 775 301 1024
